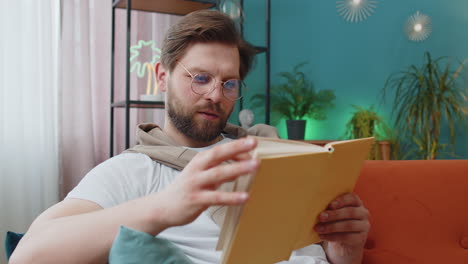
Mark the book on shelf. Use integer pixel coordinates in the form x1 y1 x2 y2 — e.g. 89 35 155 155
216 136 374 264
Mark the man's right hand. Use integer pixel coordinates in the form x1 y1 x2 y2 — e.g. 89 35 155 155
10 137 259 264
151 137 260 228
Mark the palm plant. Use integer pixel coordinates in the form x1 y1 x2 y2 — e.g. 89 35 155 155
250 62 335 139
383 52 467 159
251 62 335 123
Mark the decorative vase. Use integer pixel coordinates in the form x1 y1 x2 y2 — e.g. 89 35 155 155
286 120 306 140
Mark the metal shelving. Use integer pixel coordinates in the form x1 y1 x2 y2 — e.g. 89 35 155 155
110 0 270 156
110 0 217 156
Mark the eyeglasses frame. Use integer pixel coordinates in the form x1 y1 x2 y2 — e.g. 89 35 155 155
177 61 246 101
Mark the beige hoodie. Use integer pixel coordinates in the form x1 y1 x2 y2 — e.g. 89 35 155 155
124 122 279 226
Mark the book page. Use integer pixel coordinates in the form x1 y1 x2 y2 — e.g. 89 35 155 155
217 171 254 250
253 137 329 159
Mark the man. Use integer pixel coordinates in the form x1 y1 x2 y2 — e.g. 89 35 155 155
11 10 369 264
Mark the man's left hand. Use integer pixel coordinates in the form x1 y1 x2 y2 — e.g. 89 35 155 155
314 193 370 264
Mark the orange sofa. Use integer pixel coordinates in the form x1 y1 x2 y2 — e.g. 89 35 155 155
355 160 468 263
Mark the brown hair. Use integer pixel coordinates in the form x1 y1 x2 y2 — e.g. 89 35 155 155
160 9 256 79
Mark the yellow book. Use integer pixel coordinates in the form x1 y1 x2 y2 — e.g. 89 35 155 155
216 136 374 264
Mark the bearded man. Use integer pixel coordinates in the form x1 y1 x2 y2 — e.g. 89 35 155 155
11 10 369 264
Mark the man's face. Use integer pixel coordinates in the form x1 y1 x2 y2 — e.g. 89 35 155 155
165 42 240 143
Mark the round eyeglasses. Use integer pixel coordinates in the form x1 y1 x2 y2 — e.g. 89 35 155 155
178 62 247 101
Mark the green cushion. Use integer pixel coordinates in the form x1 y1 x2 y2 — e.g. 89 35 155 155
5 231 24 260
109 226 194 264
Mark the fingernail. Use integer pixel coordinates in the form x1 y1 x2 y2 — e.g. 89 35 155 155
331 201 340 208
239 193 249 201
244 138 255 146
249 159 259 168
316 226 325 233
320 212 328 221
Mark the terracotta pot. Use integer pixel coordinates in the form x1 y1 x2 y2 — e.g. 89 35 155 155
378 140 391 160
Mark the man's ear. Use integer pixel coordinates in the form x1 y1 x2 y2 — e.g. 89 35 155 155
154 62 167 92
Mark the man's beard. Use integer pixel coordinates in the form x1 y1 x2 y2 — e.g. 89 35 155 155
167 88 233 143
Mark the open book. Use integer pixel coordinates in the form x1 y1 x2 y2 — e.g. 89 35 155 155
216 137 374 264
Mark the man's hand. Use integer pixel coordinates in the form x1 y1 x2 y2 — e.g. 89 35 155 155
152 137 260 228
315 193 370 264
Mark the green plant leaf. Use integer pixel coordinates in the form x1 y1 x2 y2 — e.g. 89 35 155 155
382 51 468 159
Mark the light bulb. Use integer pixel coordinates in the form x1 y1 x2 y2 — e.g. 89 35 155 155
414 23 422 32
221 1 241 19
353 0 362 5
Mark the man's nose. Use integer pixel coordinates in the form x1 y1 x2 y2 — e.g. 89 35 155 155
203 82 224 103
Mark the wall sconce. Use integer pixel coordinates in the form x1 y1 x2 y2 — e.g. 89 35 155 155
405 11 432 42
336 0 378 23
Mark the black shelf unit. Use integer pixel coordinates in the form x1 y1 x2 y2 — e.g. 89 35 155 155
110 0 218 156
238 0 271 121
110 0 271 156
111 100 166 109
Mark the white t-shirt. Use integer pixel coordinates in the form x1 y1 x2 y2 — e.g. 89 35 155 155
66 138 329 264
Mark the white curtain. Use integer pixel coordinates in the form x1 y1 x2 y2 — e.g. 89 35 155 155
60 0 112 198
60 1 178 196
0 0 61 263
0 2 179 262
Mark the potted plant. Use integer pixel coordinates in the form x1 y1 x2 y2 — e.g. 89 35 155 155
251 62 336 139
344 105 397 160
383 52 467 159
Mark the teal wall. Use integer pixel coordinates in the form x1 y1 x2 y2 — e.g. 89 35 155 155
234 0 468 158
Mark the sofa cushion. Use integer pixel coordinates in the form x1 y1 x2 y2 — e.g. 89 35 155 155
461 236 468 249
355 160 468 264
4 231 24 260
109 226 194 264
